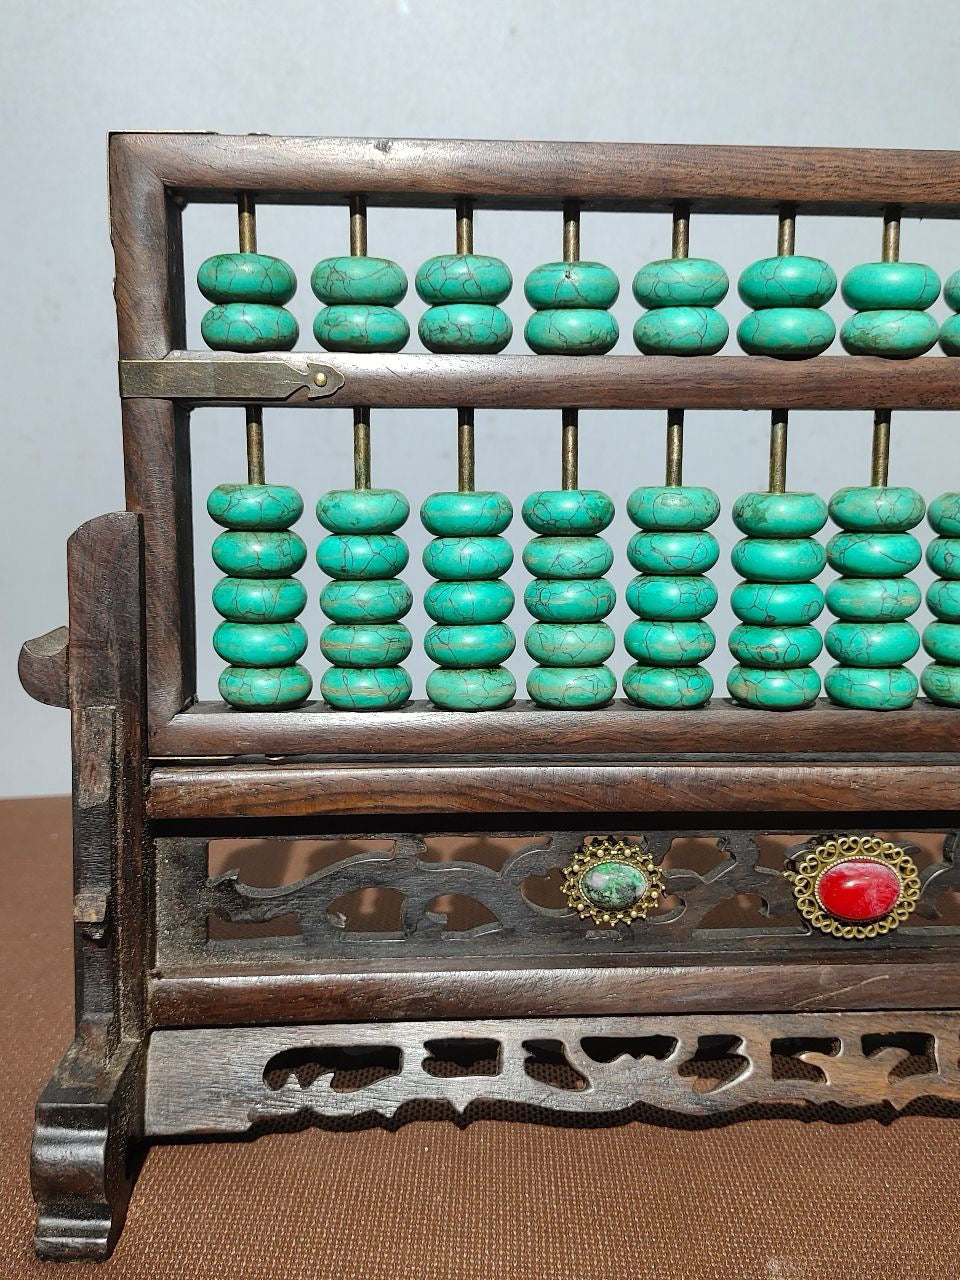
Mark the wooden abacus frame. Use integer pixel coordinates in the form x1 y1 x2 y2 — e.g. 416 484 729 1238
17 133 960 1260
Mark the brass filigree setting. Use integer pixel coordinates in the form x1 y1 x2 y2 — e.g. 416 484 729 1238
561 836 664 927
786 835 921 940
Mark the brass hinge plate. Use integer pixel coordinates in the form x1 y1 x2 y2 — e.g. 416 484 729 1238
119 355 345 402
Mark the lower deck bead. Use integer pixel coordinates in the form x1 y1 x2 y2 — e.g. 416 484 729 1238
623 664 713 708
208 483 303 531
421 490 512 536
940 313 960 355
319 623 412 668
525 578 616 622
625 619 715 666
524 309 618 354
737 308 835 358
633 307 728 355
828 486 925 533
425 666 516 710
218 663 312 709
627 574 718 620
731 581 824 626
927 579 960 620
212 530 307 577
927 538 960 579
317 533 409 580
731 537 826 583
923 621 960 664
424 623 516 668
732 491 828 537
314 304 409 352
729 624 822 668
317 488 410 534
824 664 918 710
423 536 513 581
526 664 617 708
320 665 412 710
523 536 613 579
522 489 614 534
627 486 720 531
840 310 938 357
826 532 921 577
525 621 615 667
727 665 821 709
424 579 514 624
213 576 307 623
419 304 511 353
826 576 921 621
921 663 960 705
628 530 719 575
201 303 298 351
320 579 413 623
213 621 307 667
928 493 960 535
825 621 919 666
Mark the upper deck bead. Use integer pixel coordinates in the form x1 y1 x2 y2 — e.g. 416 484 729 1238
828 486 925 532
627 574 718 620
310 256 407 306
522 536 613 579
633 307 728 355
219 663 312 709
737 307 835 358
423 536 514 581
738 256 837 309
731 581 824 626
522 489 615 535
419 303 511 353
525 577 616 622
731 537 826 582
317 533 410 580
524 261 619 309
212 530 307 578
826 531 922 577
628 530 719 575
939 314 960 354
525 621 615 667
826 577 921 621
840 262 940 311
317 488 410 534
421 491 513 537
928 493 960 535
944 270 960 310
314 304 409 352
213 620 308 667
207 483 303 531
632 258 728 308
424 579 514 624
321 578 413 623
732 491 828 538
198 253 296 305
525 309 618 354
840 310 938 357
627 486 720 531
202 303 298 352
927 537 960 579
213 576 307 624
416 254 512 304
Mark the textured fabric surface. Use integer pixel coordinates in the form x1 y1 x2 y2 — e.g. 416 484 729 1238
1 796 959 1279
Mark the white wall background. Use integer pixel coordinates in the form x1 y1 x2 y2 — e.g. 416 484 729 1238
3 0 960 796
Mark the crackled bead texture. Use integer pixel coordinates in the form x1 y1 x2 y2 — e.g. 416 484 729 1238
923 492 960 705
737 256 836 359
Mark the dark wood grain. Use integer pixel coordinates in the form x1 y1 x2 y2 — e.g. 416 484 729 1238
18 626 69 708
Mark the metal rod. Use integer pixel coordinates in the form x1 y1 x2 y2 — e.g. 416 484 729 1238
777 206 796 256
350 195 371 488
665 203 690 486
882 208 901 264
238 193 265 485
671 203 690 259
872 208 899 486
562 200 580 489
456 197 474 254
456 199 476 491
767 207 795 493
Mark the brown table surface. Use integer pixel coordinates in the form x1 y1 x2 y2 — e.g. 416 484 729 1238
1 795 958 1279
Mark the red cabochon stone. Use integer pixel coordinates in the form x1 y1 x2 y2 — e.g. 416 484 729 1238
816 858 902 923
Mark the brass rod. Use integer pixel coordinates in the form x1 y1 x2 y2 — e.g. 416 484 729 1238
671 204 690 260
563 200 580 264
456 198 474 254
777 206 796 256
561 201 581 489
882 208 901 264
238 194 265 485
665 203 690 486
769 411 788 494
349 195 371 488
872 209 900 485
458 407 475 492
349 194 367 256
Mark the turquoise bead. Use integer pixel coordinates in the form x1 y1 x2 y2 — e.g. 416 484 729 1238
623 664 713 708
524 261 619 309
729 624 822 668
738 256 837 309
317 489 409 534
923 621 960 664
320 666 412 710
731 581 824 625
824 665 918 710
319 623 412 668
732 492 828 538
522 489 614 535
425 623 515 668
628 531 719 575
840 262 939 311
840 310 938 357
826 532 921 577
826 577 920 621
928 493 960 535
627 486 720 532
321 579 413 623
921 664 960 705
208 483 303 531
737 308 835 358
213 621 308 667
201 303 298 352
317 533 409 580
632 258 728 308
426 666 516 710
928 578 960 620
419 304 511 353
416 254 511 304
213 576 307 623
525 578 616 622
423 536 513 581
940 314 960 354
219 664 312 709
731 537 825 583
927 537 960 579
421 491 512 536
314 305 409 352
625 619 715 666
525 622 615 667
945 269 960 310
627 574 718 621
524 309 619 354
212 530 307 577
424 579 514 624
523 536 613 579
526 664 617 709
726 665 820 709
828 486 925 532
633 307 728 355
198 253 296 305
310 256 407 306
824 621 919 666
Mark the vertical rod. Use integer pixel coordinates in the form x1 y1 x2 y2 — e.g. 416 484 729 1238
767 206 795 494
561 200 580 490
457 198 476 492
238 193 265 485
666 202 690 486
350 195 371 489
872 207 900 487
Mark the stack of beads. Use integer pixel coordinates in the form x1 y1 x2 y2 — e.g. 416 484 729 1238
198 251 299 353
939 271 960 353
523 260 619 354
727 493 827 709
736 255 836 357
840 260 940 357
623 487 719 707
416 252 512 353
824 487 924 709
311 254 409 352
632 257 729 354
921 493 960 706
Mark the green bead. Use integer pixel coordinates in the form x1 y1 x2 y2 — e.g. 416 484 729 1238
425 623 515 668
321 579 413 623
218 664 312 709
313 304 409 352
828 486 925 532
732 492 828 537
840 310 938 357
524 309 619 354
421 491 512 536
927 578 960 621
319 623 412 668
415 254 512 304
418 304 511 353
320 666 412 710
423 536 513 581
207 483 303 531
923 621 960 665
737 308 835 358
840 262 940 311
625 619 715 666
940 314 960 354
921 664 960 705
824 665 918 710
738 256 837 309
826 532 921 577
729 624 822 668
824 621 919 667
731 581 824 625
524 261 619 310
727 665 821 709
633 307 728 355
522 489 614 534
213 621 308 667
525 622 615 667
623 664 713 708
579 860 649 910
627 574 718 621
627 486 719 531
426 666 516 710
198 253 296 305
632 258 728 308
317 488 410 534
424 579 514 624
945 270 960 310
310 256 407 306
928 493 960 535
201 303 298 352
826 577 920 621
927 537 960 579
628 531 719 575
212 530 307 578
523 536 613 579
526 664 617 709
525 577 616 622
732 537 826 583
213 576 307 623
316 533 409 580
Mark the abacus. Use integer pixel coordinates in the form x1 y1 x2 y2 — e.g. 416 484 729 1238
19 134 960 1261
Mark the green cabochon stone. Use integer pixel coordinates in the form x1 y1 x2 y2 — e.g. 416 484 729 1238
826 532 922 577
738 256 837 309
525 577 616 622
826 577 920 621
213 621 308 667
627 486 720 532
632 258 728 308
928 493 960 535
526 664 617 709
317 533 409 580
321 578 413 623
314 304 409 352
731 537 826 583
727 664 821 709
421 491 512 537
840 310 938 357
317 488 410 534
522 536 613 579
732 491 828 537
423 536 514 581
731 581 824 626
627 574 718 621
524 309 618 354
425 623 516 668
824 664 918 710
198 253 296 305
729 624 822 668
524 261 619 310
212 530 307 578
310 256 407 306
213 576 307 624
219 664 312 709
828 486 925 532
426 666 516 711
201 303 298 352
923 621 960 664
625 619 715 666
522 489 615 535
921 664 960 705
418 304 511 353
824 621 920 667
737 308 835 358
524 622 615 667
207 483 303 531
628 531 720 575
416 254 512 304
927 579 960 621
633 307 728 355
424 579 514 624
623 664 714 708
927 538 960 579
320 666 412 710
319 623 412 668
840 262 939 311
